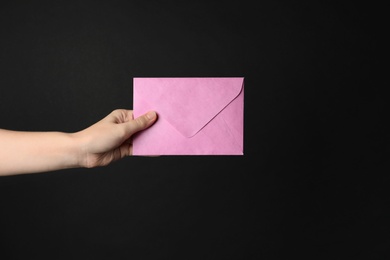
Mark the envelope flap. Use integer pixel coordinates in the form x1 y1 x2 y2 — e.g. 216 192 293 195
134 77 244 137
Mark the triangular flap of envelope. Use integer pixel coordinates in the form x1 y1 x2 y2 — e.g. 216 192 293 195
134 77 244 137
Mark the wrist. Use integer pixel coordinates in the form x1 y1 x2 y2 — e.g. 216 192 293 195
69 132 89 169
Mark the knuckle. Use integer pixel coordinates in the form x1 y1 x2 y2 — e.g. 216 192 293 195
135 116 147 128
111 109 123 116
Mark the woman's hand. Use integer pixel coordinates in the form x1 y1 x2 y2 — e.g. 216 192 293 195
73 109 157 168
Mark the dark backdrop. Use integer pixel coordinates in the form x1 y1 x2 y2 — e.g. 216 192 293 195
0 1 386 259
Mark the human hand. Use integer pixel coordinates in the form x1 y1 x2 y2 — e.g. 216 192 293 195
73 109 157 168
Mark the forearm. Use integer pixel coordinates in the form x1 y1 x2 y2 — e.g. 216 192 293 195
0 110 157 176
0 129 82 176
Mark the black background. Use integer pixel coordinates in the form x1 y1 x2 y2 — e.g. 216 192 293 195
0 0 386 259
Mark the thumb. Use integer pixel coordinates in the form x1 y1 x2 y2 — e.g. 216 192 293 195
124 111 157 137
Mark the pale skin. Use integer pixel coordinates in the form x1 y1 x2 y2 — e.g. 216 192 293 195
0 109 157 176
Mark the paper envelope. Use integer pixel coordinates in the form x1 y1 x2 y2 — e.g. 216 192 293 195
132 77 244 155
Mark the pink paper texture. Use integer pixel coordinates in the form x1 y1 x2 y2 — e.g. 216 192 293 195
133 77 244 155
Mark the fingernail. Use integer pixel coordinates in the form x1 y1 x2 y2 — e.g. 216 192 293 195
146 111 156 120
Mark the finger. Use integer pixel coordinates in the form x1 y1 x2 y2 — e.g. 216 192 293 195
119 142 132 157
123 110 134 122
106 109 133 124
124 111 157 136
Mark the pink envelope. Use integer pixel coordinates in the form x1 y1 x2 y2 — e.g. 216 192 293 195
132 77 244 155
